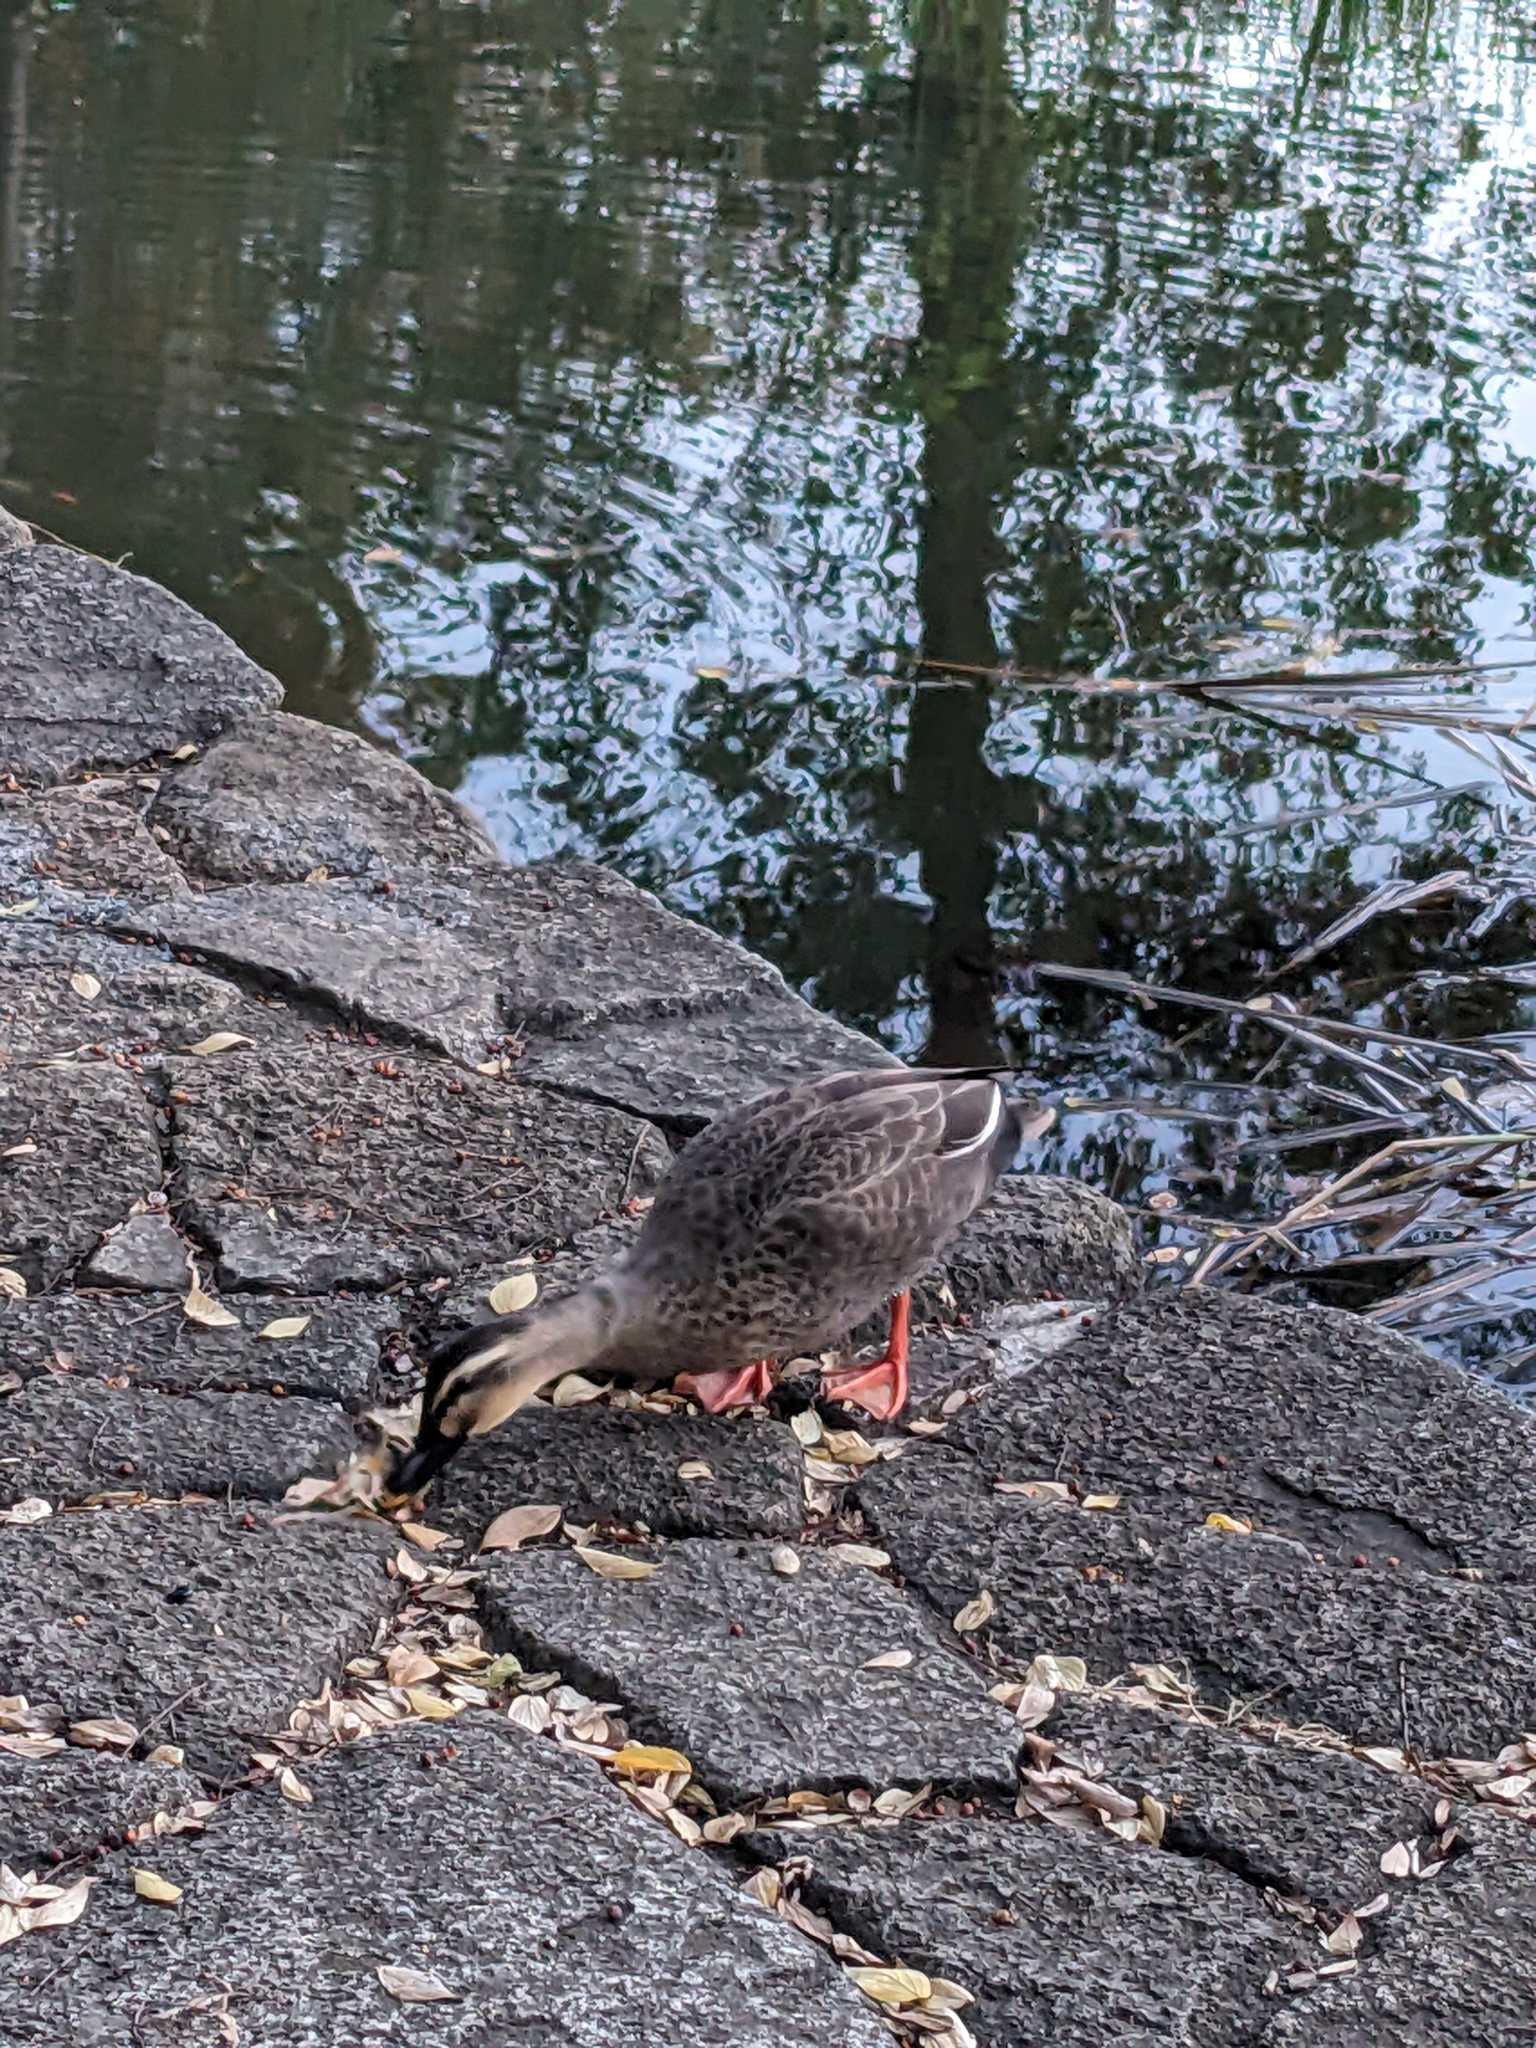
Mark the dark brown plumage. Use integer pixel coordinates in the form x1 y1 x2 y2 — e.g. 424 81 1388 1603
390 1065 1050 1493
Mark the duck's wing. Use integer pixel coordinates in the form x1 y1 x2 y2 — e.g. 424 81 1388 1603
646 1065 1043 1273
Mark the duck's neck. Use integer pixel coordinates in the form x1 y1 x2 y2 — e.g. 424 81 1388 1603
453 1276 633 1438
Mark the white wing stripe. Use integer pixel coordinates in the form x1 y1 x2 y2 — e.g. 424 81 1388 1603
944 1081 1003 1158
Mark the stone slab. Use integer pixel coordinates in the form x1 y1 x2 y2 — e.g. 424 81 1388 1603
0 1292 402 1407
481 1540 1022 1806
427 1407 807 1547
757 1816 1292 2046
151 709 500 884
0 1750 207 1868
858 1449 1536 1759
0 1378 353 1507
0 1506 394 1778
942 1290 1536 1578
80 1209 195 1290
0 544 281 784
115 876 506 1066
1041 1697 1433 1913
1259 1808 1536 2046
0 1061 161 1290
115 858 891 1123
0 920 256 1060
0 786 186 920
163 1041 670 1289
0 1717 890 2048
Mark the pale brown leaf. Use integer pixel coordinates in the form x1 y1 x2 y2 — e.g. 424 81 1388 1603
377 1964 459 2003
69 970 102 1002
182 1274 238 1329
183 1032 254 1056
574 1546 659 1581
487 1271 538 1316
132 1869 182 1905
952 1590 996 1633
479 1504 562 1554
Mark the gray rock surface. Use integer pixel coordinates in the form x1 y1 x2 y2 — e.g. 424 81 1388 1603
0 1292 402 1406
759 1817 1293 2046
0 786 187 918
0 1751 206 1868
943 1289 1536 1578
0 1377 353 1507
0 1061 162 1290
1260 1809 1536 2047
0 1507 393 1777
164 1041 670 1288
1040 1697 1432 1912
0 918 255 1058
481 1541 1023 1805
80 1209 194 1291
858 1447 1536 1757
0 1719 890 2048
151 709 501 884
115 860 890 1122
429 1407 807 1546
0 544 281 784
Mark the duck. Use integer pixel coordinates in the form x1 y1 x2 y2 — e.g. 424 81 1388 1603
388 1064 1051 1495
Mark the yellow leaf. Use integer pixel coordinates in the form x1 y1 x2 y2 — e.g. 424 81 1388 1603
611 1743 692 1777
277 1767 313 1805
397 1522 454 1552
863 1649 913 1670
828 1544 890 1569
1205 1512 1252 1535
1082 1493 1120 1511
574 1545 660 1581
364 545 403 565
183 1032 254 1056
480 1503 562 1553
0 898 40 918
21 1874 92 1930
183 1273 238 1329
676 1459 714 1482
487 1271 539 1315
0 1268 27 1301
69 970 101 1001
169 743 199 762
257 1315 311 1341
132 1869 182 1905
69 1716 138 1751
404 1687 461 1722
847 1966 933 2007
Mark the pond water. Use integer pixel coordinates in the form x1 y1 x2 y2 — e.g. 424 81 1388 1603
5 0 1536 1378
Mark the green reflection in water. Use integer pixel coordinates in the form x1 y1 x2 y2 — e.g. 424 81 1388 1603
4 0 1536 1363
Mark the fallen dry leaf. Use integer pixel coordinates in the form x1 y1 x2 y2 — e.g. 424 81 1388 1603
1204 1511 1253 1535
611 1744 691 1777
487 1271 539 1316
574 1546 659 1582
132 1869 182 1906
952 1590 996 1633
847 1965 932 2007
1380 1841 1413 1878
770 1546 801 1577
377 1964 459 2003
183 1032 254 1056
257 1315 311 1341
550 1373 606 1408
397 1522 455 1552
790 1410 824 1448
676 1459 714 1482
1023 1653 1088 1692
508 1693 552 1734
863 1649 913 1671
363 545 403 565
69 970 102 1002
404 1687 461 1723
0 1269 28 1302
1324 1914 1362 1957
277 1767 313 1806
183 1273 238 1330
19 1873 92 1932
0 1496 50 1526
480 1504 562 1554
1081 1493 1120 1511
69 1716 137 1751
827 1544 890 1570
